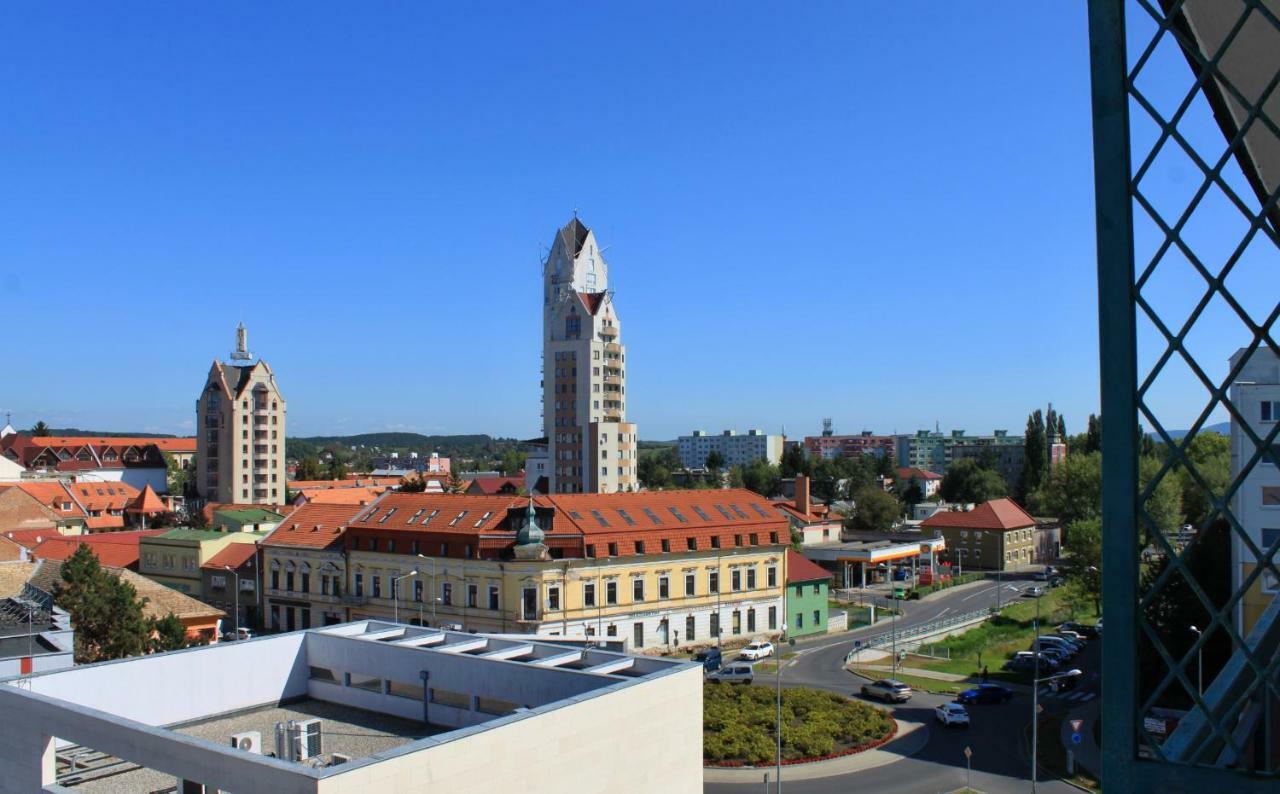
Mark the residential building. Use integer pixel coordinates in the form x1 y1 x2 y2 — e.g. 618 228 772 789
773 475 843 545
138 528 264 599
0 621 700 794
0 434 196 492
0 454 24 482
261 502 367 631
895 467 943 499
1228 346 1280 635
293 486 387 506
541 218 638 494
0 536 24 562
896 429 1026 485
196 323 288 506
804 430 897 461
201 542 261 632
677 429 784 470
921 498 1038 571
368 451 451 474
0 479 157 534
0 485 69 535
464 476 523 495
30 529 166 570
785 549 832 638
210 506 286 534
341 489 788 650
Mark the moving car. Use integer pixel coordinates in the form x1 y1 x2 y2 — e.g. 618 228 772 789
958 683 1014 704
694 648 723 672
935 702 970 726
708 663 755 685
861 679 913 703
739 641 774 661
1025 585 1046 597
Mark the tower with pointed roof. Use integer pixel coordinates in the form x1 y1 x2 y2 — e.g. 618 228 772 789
541 217 638 494
195 324 287 506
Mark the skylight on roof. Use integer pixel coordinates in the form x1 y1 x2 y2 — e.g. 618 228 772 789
364 507 380 521
691 506 712 521
616 508 636 526
668 507 688 523
750 503 772 519
475 511 493 527
378 507 397 524
422 509 439 525
728 504 749 519
642 507 662 525
449 510 469 527
569 510 584 520
713 504 732 519
407 508 426 525
590 510 610 528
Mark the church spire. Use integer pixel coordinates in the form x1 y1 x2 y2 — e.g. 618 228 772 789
230 322 253 362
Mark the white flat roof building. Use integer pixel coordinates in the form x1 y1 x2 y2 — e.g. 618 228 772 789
0 622 701 794
678 429 784 469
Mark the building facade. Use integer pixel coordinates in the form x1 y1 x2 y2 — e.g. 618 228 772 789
338 489 788 650
1229 346 1280 635
196 323 288 506
677 429 784 469
260 502 364 632
804 431 897 461
542 218 638 494
896 429 1026 484
785 549 832 638
138 528 263 598
921 498 1037 572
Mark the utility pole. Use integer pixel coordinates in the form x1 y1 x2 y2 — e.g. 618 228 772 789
776 622 786 794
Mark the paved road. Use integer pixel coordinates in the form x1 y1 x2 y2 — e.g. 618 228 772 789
706 575 1086 794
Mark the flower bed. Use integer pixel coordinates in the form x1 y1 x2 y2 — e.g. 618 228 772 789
703 684 897 767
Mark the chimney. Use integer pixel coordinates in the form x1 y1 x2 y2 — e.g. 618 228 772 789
795 475 811 516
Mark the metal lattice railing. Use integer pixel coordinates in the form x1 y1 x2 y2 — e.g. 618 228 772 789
1091 0 1280 789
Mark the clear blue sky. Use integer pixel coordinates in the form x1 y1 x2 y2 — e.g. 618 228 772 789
1 2 1252 440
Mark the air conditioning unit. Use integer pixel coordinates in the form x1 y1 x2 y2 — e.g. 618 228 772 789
293 719 323 760
230 731 261 754
330 752 352 766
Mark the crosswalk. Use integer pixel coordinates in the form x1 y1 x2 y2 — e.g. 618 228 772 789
1038 686 1097 703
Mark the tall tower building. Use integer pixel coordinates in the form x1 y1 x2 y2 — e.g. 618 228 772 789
542 218 638 493
195 324 288 506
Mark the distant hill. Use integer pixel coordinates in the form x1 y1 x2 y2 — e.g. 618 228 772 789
291 432 499 449
33 428 181 438
1156 422 1230 440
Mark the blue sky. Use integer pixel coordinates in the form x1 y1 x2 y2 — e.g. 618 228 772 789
1 2 1253 440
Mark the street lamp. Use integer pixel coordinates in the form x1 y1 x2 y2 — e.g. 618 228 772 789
417 554 437 625
223 566 241 640
1031 667 1082 792
392 570 418 624
776 622 787 794
1189 625 1203 698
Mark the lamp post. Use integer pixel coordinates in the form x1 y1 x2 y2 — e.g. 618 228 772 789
1032 667 1082 792
1189 625 1203 698
392 570 418 624
776 622 787 794
223 566 241 640
891 591 898 675
417 554 436 625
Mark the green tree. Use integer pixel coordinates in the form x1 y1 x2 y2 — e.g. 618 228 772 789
780 445 809 479
705 450 726 472
499 449 527 477
54 545 150 663
899 480 925 509
295 456 325 481
727 465 746 489
740 459 781 497
1061 517 1102 613
164 452 192 497
326 459 349 480
399 475 427 493
846 486 899 532
1139 455 1183 545
1176 432 1230 529
939 458 1007 504
1085 413 1102 454
1018 409 1048 501
1029 451 1102 526
1056 414 1067 441
447 469 465 494
148 613 194 653
31 420 50 437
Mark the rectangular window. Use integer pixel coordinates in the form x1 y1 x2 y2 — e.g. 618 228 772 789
687 537 697 551
796 612 804 629
608 542 619 556
634 540 645 555
584 582 596 607
658 576 670 599
734 534 743 547
749 533 759 546
586 543 596 557
813 609 821 626
710 612 720 638
746 568 756 589
768 606 777 630
371 576 381 598
286 571 295 592
686 615 695 642
441 583 452 605
488 585 500 610
661 538 671 553
1263 400 1279 422
547 586 560 611
731 569 741 591
632 578 645 601
467 584 478 608
710 536 721 549
300 573 310 593
767 566 777 587
354 573 363 597
709 571 719 593
684 572 696 596
606 580 618 604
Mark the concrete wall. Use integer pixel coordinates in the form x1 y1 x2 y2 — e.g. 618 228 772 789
315 665 703 794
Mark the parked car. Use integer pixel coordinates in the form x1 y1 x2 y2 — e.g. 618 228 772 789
1033 636 1079 656
1095 617 1104 635
1003 656 1037 672
739 641 774 661
1025 585 1046 597
221 627 253 642
935 702 970 726
1048 575 1066 588
1053 629 1087 643
1060 621 1099 639
1039 648 1071 666
694 648 723 672
1012 651 1060 670
861 679 913 703
708 662 755 685
892 569 910 581
958 683 1014 704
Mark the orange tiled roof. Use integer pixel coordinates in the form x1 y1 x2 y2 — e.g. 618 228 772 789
466 476 524 495
262 502 367 549
787 549 833 583
896 467 943 481
349 493 521 535
298 487 384 505
32 530 165 569
12 482 85 518
771 500 836 525
3 527 72 550
19 436 196 452
127 484 167 513
202 542 258 570
71 481 139 513
920 498 1036 531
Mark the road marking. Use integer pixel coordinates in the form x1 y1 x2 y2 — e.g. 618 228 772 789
938 608 951 616
961 587 995 602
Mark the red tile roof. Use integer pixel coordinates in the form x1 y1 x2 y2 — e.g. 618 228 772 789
3 528 69 550
771 500 836 525
68 481 139 513
350 493 524 535
31 529 165 569
202 542 259 570
896 467 943 481
787 549 833 583
919 498 1036 531
578 291 607 315
127 484 167 513
262 502 368 550
11 482 85 518
298 487 384 505
466 476 524 495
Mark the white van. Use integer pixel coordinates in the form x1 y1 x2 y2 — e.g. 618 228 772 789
708 662 755 685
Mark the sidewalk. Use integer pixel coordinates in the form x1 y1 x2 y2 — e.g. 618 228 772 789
855 664 970 682
702 718 929 783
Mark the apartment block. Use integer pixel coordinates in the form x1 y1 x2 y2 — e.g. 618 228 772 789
921 498 1038 572
896 429 1026 484
196 323 288 506
542 218 638 494
677 429 783 469
804 431 897 461
1228 346 1280 635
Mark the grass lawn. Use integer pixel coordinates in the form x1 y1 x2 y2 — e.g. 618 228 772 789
703 683 894 765
913 588 1099 682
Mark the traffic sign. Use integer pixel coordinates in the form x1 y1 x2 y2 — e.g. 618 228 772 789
1072 733 1083 745
1037 703 1044 714
964 746 972 759
1070 719 1084 732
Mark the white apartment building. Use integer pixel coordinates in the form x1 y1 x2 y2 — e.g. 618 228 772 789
542 218 638 493
196 324 288 506
677 429 784 469
1228 346 1280 635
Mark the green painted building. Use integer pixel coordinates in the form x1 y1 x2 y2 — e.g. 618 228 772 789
786 550 833 638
